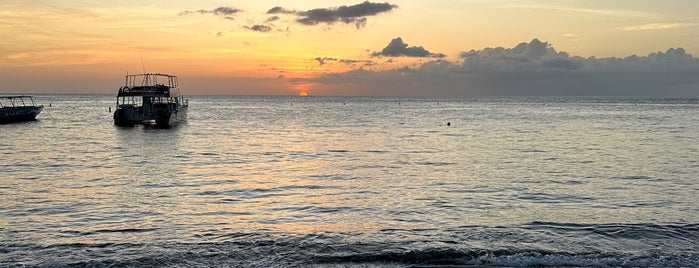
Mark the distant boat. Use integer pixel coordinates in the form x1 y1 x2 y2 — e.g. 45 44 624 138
0 95 44 124
113 73 189 128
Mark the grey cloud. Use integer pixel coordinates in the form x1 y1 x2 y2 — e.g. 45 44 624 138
459 39 580 72
314 57 338 66
244 24 273 32
210 7 240 16
179 6 241 19
265 16 280 23
372 37 446 58
269 1 397 29
313 39 699 96
340 59 375 66
313 57 375 66
267 6 295 15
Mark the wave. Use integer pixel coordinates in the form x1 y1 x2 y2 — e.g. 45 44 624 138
311 248 698 267
2 222 697 267
3 243 695 267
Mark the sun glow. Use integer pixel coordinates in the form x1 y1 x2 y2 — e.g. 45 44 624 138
299 90 308 97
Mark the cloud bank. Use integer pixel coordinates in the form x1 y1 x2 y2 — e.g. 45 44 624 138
312 39 699 96
372 37 445 58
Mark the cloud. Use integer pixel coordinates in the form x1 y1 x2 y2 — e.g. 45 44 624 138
179 6 241 20
313 57 375 67
458 38 580 71
623 22 695 31
372 37 446 58
314 57 338 66
269 1 397 29
340 59 376 67
244 24 273 32
267 7 295 15
311 39 699 96
265 16 280 23
506 4 654 18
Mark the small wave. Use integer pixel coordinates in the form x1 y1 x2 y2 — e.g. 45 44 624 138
364 150 389 154
17 176 40 180
515 192 596 204
617 200 676 208
524 221 699 241
613 175 669 182
57 228 159 237
516 148 548 153
414 161 455 166
442 133 467 137
308 174 360 181
91 228 159 234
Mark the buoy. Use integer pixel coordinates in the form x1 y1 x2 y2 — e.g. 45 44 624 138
447 122 451 126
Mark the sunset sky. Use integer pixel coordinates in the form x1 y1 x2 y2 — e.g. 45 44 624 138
2 0 699 96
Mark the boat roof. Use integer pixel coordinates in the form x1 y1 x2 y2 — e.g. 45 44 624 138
0 95 38 108
0 95 35 99
124 73 178 86
119 73 183 98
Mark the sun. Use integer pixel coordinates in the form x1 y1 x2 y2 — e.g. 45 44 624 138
299 90 308 97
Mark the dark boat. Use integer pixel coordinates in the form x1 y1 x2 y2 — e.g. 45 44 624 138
0 95 44 124
113 73 188 128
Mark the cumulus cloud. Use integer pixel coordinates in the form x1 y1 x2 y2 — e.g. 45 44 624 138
179 6 241 20
312 39 699 96
459 38 580 72
268 1 397 29
372 37 446 58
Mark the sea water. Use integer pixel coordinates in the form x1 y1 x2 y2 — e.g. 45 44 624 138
1 95 698 267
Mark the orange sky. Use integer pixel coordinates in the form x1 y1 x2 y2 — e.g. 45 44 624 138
2 1 699 96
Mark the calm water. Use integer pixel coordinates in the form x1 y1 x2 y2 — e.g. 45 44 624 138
1 95 698 267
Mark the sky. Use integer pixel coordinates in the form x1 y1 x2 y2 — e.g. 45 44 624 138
2 0 699 96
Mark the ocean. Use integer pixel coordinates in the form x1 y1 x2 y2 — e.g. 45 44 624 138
1 95 698 267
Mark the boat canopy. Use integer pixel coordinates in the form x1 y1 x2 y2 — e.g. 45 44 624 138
118 73 182 98
0 95 38 108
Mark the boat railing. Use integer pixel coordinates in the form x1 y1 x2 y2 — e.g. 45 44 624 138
0 96 39 108
125 73 178 89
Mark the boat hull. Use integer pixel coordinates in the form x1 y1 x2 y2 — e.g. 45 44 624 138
114 105 187 128
0 106 43 124
155 105 188 128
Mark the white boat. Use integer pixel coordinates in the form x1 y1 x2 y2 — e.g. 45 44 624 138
113 73 188 128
